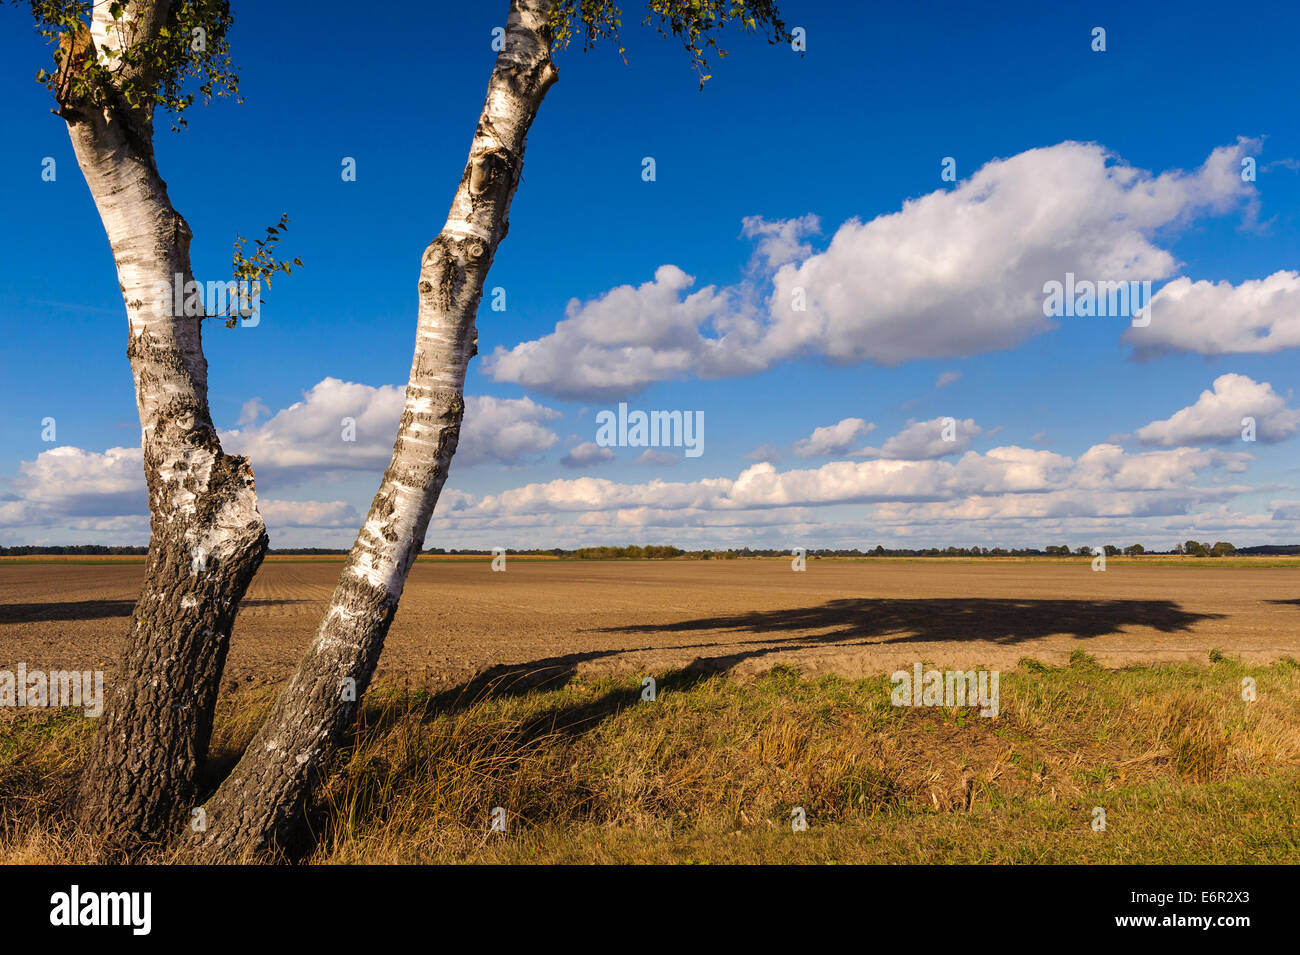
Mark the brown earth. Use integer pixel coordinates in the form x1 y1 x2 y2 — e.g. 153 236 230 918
2 560 1298 695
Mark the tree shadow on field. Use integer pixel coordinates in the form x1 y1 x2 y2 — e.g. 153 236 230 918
0 598 312 624
0 599 136 623
417 596 1219 717
439 663 715 741
595 596 1217 644
434 644 762 713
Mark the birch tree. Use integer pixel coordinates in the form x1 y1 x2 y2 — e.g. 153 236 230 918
18 0 295 845
21 0 788 859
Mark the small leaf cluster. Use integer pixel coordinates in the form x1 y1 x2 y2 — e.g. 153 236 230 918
226 213 303 327
550 0 790 88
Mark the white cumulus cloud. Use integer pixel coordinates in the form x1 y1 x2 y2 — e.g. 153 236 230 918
221 378 561 486
1125 270 1300 356
259 499 362 529
485 140 1259 400
792 417 875 458
1135 374 1300 446
3 446 144 521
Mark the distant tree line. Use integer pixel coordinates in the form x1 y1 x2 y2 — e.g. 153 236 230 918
1236 544 1300 555
1171 541 1237 557
1 541 1269 558
435 543 1244 558
424 545 687 559
0 545 149 555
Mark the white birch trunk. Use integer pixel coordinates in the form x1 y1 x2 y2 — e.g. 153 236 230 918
62 0 269 843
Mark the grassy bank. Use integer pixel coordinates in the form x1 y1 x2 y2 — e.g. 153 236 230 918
3 653 1298 863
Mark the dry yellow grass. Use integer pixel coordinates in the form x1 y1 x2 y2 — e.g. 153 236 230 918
3 654 1298 864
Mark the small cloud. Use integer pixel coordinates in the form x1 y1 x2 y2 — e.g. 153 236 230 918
636 449 681 467
793 417 875 458
935 370 962 389
561 442 616 468
856 417 982 460
1270 499 1300 520
740 213 821 270
238 397 269 426
744 442 783 462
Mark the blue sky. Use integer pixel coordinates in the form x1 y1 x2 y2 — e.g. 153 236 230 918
2 0 1299 551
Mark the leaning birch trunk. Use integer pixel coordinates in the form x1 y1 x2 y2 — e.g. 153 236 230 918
60 1 268 845
197 0 558 857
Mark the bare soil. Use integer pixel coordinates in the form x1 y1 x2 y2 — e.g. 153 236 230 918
2 559 1298 694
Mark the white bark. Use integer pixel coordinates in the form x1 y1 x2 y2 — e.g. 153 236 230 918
65 0 268 842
